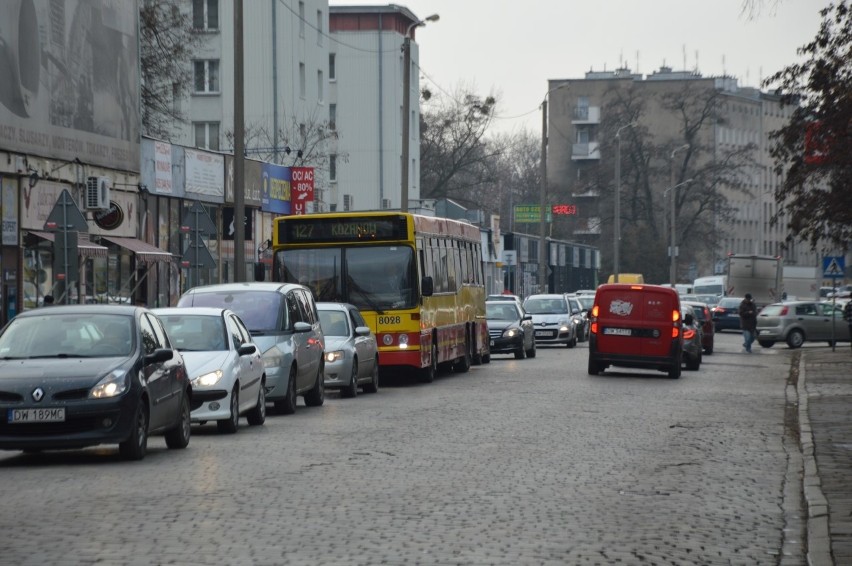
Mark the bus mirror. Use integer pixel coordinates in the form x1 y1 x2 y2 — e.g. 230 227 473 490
421 276 434 297
254 262 265 282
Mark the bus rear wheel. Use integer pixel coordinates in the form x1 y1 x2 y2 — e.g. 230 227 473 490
419 343 437 383
453 334 472 373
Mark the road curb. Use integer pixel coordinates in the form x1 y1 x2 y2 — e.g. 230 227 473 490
799 351 833 566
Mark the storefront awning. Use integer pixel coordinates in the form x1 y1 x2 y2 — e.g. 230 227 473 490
99 236 174 263
28 230 109 258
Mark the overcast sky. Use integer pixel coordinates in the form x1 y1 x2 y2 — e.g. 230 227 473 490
333 0 830 135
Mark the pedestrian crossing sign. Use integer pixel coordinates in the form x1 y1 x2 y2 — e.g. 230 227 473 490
822 256 845 278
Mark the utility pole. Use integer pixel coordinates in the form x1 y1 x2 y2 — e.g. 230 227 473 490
539 98 548 294
234 0 246 281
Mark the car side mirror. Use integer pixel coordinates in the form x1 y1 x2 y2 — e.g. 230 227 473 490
421 276 433 297
522 314 532 321
294 321 312 333
237 343 258 356
144 348 174 365
355 326 371 337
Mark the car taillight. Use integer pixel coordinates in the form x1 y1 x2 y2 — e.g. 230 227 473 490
713 307 725 314
683 328 696 340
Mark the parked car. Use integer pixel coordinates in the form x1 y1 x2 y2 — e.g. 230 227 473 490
712 296 745 332
485 300 536 359
680 304 703 371
756 300 850 349
587 284 683 378
681 300 715 355
565 294 590 342
0 305 191 460
522 294 577 347
486 294 524 309
153 307 266 433
177 282 325 415
316 302 379 397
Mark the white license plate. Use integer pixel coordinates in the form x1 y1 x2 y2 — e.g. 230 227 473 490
8 408 65 423
535 330 551 337
603 328 632 336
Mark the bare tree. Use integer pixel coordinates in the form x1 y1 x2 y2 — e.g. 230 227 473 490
139 0 203 140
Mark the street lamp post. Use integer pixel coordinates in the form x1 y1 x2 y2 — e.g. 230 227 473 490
666 176 693 286
538 83 569 294
668 145 690 285
613 122 636 284
401 13 439 213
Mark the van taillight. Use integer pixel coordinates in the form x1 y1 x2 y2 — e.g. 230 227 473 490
672 310 680 322
591 322 598 334
672 327 680 338
591 305 599 317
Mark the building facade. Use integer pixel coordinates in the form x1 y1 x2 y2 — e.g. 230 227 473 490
545 66 820 283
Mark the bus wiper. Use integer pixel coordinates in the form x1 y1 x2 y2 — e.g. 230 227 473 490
350 286 384 315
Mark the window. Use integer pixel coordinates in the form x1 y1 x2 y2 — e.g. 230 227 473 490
316 10 323 46
317 70 323 102
193 60 219 93
192 0 218 30
329 53 336 80
329 154 337 182
343 194 353 211
329 104 336 130
194 122 220 150
299 63 306 98
298 1 305 37
381 198 391 210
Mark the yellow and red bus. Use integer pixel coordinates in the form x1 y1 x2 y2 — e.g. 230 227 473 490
272 211 490 382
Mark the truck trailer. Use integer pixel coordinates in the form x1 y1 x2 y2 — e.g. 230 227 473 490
725 254 783 308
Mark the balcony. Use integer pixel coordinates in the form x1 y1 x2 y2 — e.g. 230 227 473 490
572 142 600 160
572 106 600 124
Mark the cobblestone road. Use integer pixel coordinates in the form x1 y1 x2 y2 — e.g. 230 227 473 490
0 332 803 565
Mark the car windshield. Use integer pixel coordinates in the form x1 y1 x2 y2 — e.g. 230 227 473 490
575 296 594 310
0 313 134 359
718 298 742 309
159 314 227 351
318 310 349 337
524 298 568 314
184 291 284 332
486 303 519 320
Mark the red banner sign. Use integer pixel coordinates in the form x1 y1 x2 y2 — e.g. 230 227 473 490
551 204 577 215
290 167 315 216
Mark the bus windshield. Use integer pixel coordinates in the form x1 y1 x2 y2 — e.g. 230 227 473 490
278 246 417 311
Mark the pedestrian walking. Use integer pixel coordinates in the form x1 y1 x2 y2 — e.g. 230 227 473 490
844 300 852 351
739 293 758 353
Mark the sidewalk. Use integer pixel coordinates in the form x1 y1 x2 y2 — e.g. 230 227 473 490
799 346 852 566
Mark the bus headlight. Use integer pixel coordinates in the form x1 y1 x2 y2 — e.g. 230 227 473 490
382 334 393 346
398 334 409 349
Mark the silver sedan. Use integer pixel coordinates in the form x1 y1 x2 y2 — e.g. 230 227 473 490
317 302 379 398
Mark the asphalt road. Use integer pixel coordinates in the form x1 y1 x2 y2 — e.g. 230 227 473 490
0 331 806 565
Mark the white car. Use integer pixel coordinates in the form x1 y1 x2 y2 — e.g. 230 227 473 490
522 294 578 347
316 302 379 398
153 307 266 433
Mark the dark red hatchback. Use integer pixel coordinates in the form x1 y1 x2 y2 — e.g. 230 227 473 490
681 300 715 355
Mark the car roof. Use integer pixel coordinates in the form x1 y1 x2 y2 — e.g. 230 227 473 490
524 294 565 300
151 307 230 317
14 304 141 318
182 282 307 295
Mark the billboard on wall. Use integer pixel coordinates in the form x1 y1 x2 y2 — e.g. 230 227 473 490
224 156 262 207
261 163 291 215
0 1 140 172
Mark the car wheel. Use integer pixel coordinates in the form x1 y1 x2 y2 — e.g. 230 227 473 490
668 362 682 379
526 338 536 358
514 344 526 359
758 340 775 348
362 359 379 394
341 360 358 398
786 329 805 349
587 356 602 376
274 366 298 415
217 386 240 434
304 362 325 407
418 343 437 383
686 353 700 371
246 381 266 426
165 393 191 449
567 334 577 348
119 397 149 461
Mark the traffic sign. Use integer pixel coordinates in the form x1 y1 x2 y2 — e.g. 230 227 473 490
44 189 88 233
822 256 845 279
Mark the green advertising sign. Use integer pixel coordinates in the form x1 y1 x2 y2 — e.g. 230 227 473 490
513 205 552 223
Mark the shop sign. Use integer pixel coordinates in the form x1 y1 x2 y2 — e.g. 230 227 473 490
94 201 125 231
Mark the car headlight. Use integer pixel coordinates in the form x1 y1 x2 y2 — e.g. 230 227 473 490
325 350 344 363
89 369 128 399
192 369 223 387
262 346 284 369
502 327 519 338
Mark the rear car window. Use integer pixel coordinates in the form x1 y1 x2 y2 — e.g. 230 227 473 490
760 305 785 316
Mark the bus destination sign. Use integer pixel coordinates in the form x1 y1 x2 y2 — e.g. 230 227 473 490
279 216 409 244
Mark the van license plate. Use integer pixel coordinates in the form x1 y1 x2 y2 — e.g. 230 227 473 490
8 408 65 423
603 328 632 336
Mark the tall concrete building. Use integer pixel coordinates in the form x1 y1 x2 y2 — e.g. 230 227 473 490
329 4 429 212
545 66 817 282
170 0 331 207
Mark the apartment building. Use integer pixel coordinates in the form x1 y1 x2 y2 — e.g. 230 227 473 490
545 66 816 281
